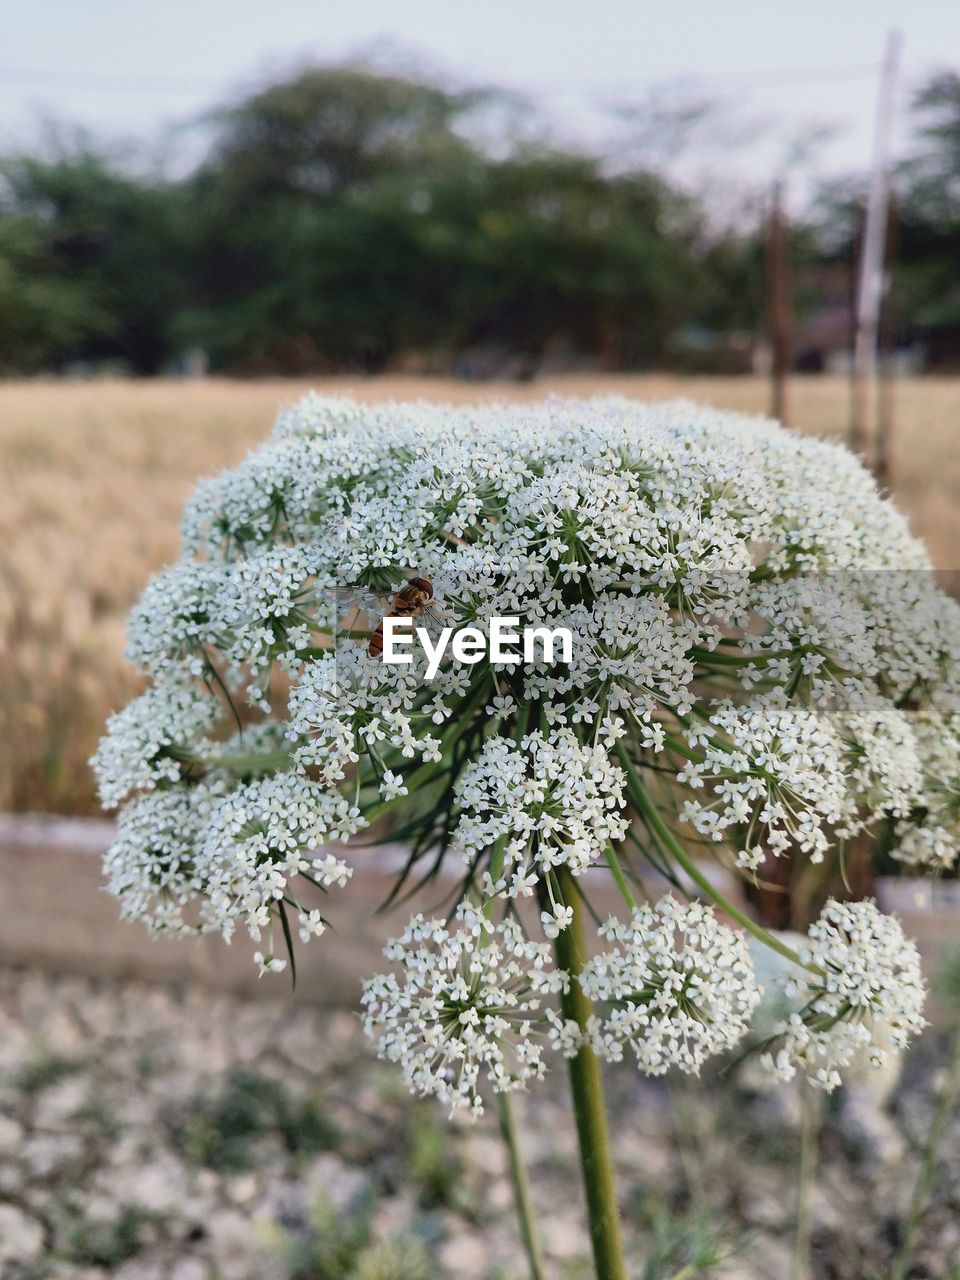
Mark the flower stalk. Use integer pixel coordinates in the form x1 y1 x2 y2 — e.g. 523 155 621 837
553 867 627 1280
498 1092 547 1280
891 1025 960 1280
487 833 547 1280
792 1083 820 1280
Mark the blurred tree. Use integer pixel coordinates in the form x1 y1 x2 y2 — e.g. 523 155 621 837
896 72 960 358
0 138 191 373
810 72 960 365
20 61 957 377
202 65 482 201
181 65 717 375
0 215 104 372
179 66 488 370
903 71 960 227
439 150 705 370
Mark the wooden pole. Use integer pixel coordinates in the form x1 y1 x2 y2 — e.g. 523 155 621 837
851 28 902 458
848 199 865 439
876 187 899 486
766 179 792 425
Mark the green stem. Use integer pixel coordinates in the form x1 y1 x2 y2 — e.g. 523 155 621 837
668 1076 707 1210
792 1083 820 1280
554 868 628 1280
358 671 498 816
604 843 638 910
891 1025 960 1280
498 1093 547 1280
486 832 546 1280
173 747 292 773
616 748 807 968
690 644 798 666
666 1266 698 1280
357 753 453 823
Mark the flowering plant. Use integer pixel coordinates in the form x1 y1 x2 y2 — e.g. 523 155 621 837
94 394 958 1278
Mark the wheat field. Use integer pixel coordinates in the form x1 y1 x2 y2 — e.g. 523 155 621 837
2 374 958 814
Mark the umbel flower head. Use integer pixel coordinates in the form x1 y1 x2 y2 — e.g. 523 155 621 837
579 897 762 1075
894 707 960 868
679 692 849 870
93 393 955 1096
104 771 360 964
761 899 927 1092
361 906 567 1116
453 728 629 887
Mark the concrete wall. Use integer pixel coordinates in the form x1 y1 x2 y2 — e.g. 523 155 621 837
1 814 955 1006
0 814 458 1004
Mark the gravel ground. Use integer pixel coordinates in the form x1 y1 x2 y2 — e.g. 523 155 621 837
0 965 957 1280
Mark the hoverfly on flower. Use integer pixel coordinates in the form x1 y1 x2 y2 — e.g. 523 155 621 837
367 575 436 657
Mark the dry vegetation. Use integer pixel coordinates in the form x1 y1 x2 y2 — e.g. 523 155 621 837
2 374 958 814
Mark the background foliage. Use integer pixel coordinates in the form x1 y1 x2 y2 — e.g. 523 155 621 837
1 61 958 375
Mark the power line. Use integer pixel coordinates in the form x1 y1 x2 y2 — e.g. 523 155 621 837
0 66 225 95
521 63 883 102
685 62 881 90
0 60 886 102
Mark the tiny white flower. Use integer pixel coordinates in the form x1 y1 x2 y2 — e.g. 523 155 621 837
254 952 287 976
546 1010 583 1059
379 770 408 801
540 904 573 938
298 909 326 942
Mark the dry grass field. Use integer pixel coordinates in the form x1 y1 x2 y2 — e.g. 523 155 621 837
2 373 958 814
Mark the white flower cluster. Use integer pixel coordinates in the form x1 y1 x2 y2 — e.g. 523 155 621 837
761 899 927 1091
742 578 878 695
679 694 850 869
840 699 926 826
894 708 960 868
565 595 697 739
127 546 335 711
579 897 762 1075
361 906 567 1116
288 647 447 787
453 729 628 886
214 545 333 690
105 772 361 961
105 785 219 935
94 393 952 1096
92 684 220 810
125 561 227 677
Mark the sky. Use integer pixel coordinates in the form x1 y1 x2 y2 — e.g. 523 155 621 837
1 0 956 205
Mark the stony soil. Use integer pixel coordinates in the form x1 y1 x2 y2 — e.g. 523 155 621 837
0 964 957 1280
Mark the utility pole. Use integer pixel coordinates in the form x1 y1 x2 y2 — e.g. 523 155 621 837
848 200 865 439
876 187 899 486
766 179 792 425
850 28 903 457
